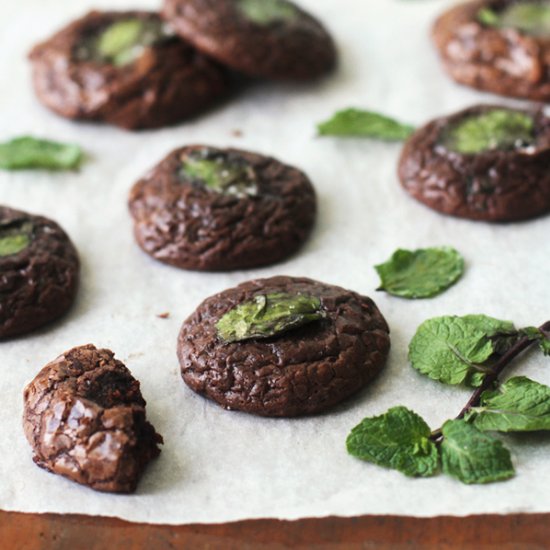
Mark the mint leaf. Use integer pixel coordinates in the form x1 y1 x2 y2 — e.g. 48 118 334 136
540 339 550 356
375 246 464 299
478 3 550 37
237 0 298 25
441 420 514 484
216 292 324 343
466 377 550 432
0 137 83 171
346 406 439 477
409 315 516 387
318 109 415 141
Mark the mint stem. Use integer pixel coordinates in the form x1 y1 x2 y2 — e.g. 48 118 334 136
430 321 550 441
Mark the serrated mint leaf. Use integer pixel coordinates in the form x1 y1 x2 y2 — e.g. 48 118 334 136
409 315 516 387
216 292 324 343
375 246 464 299
0 137 83 171
346 406 439 477
442 109 535 155
466 377 550 432
440 420 514 484
318 109 415 141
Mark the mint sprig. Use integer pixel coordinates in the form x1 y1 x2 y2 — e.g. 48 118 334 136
347 319 550 484
317 109 415 141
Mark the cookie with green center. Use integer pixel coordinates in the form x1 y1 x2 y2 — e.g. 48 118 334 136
161 0 337 80
29 11 229 130
0 206 79 339
128 146 316 271
433 0 550 101
177 276 391 417
398 105 550 222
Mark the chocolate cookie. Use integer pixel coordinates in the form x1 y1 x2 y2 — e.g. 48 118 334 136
29 11 228 130
0 206 79 339
162 0 337 80
433 0 550 101
128 145 317 271
398 104 550 222
23 345 162 493
177 276 391 417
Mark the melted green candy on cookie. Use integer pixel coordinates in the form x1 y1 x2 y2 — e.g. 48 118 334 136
237 0 299 25
76 18 169 67
0 221 32 257
479 2 550 37
442 109 535 155
180 150 259 198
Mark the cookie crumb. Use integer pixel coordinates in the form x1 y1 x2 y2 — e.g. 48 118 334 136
231 129 243 137
157 312 170 319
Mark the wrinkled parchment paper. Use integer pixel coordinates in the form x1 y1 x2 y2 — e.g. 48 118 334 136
1 0 549 524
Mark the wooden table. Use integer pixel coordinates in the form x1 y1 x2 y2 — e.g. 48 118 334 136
1 511 549 549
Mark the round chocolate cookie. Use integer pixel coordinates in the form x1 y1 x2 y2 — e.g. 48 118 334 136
29 11 229 130
177 276 391 417
398 104 550 222
23 345 162 494
0 206 79 339
433 0 550 101
162 0 337 80
128 145 317 271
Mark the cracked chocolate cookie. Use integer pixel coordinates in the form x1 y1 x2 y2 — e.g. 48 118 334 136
433 0 550 101
23 345 162 493
29 11 229 130
128 145 317 271
177 276 391 417
398 104 550 222
162 0 337 80
0 206 79 339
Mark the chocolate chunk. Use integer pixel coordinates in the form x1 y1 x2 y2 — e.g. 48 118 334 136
433 0 550 101
23 345 162 493
162 0 337 80
177 276 391 417
398 104 550 222
128 145 317 271
29 11 229 130
0 206 79 339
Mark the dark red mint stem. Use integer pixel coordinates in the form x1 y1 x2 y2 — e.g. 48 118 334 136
430 321 550 441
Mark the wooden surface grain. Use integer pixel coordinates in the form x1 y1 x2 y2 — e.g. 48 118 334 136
1 511 549 550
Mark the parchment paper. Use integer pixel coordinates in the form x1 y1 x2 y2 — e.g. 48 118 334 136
1 0 549 525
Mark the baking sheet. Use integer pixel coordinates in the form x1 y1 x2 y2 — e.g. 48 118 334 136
1 0 549 524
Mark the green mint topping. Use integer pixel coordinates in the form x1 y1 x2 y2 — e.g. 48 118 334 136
347 406 439 477
318 109 415 141
375 247 464 299
521 326 550 356
442 109 535 155
478 3 550 37
409 315 517 387
237 0 299 25
216 292 324 343
440 420 514 484
465 377 550 432
181 151 258 198
0 221 32 257
0 136 83 171
76 18 168 67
